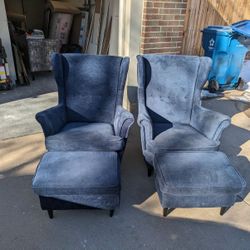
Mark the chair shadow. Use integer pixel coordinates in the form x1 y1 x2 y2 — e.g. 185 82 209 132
0 173 249 249
0 72 57 105
203 98 250 200
0 118 249 249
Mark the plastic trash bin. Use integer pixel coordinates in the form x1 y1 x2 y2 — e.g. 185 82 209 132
202 20 250 91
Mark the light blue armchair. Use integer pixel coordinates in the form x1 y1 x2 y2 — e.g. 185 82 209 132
137 54 231 175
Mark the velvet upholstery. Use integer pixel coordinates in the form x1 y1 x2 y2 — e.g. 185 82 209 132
137 54 230 165
46 122 124 151
148 124 220 154
32 152 120 209
36 54 134 152
154 151 246 208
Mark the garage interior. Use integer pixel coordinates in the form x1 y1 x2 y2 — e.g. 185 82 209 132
2 0 119 89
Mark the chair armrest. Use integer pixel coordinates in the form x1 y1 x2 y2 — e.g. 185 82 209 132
191 105 231 141
35 104 66 137
137 113 153 150
113 106 134 138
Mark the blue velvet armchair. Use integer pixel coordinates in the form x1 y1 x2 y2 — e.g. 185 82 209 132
137 54 231 169
36 54 134 153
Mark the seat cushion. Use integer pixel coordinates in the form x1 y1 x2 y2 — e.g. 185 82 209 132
33 152 120 195
149 124 219 153
46 122 124 151
32 152 120 209
154 151 246 208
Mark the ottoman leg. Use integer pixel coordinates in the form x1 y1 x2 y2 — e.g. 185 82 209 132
163 208 175 217
220 206 230 216
109 209 114 217
48 209 54 219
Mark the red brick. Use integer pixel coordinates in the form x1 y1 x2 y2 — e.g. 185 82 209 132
159 8 181 14
153 2 164 8
158 20 180 26
171 36 183 41
175 3 187 8
142 32 167 38
174 15 185 20
142 47 182 54
163 3 176 8
141 42 173 49
160 26 174 32
166 31 183 36
144 1 153 8
142 26 161 32
143 37 172 43
144 8 159 14
180 9 187 14
142 20 160 26
143 14 161 20
141 0 187 54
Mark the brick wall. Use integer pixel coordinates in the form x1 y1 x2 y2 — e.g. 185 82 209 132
141 0 187 54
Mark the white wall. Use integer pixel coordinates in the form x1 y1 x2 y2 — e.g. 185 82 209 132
118 0 143 86
109 0 119 55
0 0 16 81
117 0 143 107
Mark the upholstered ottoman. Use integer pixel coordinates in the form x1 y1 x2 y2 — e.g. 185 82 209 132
154 151 246 216
32 152 120 218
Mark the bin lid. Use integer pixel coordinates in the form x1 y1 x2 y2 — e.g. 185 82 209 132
202 26 232 36
231 20 250 37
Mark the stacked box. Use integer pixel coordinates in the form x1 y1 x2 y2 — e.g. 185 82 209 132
27 39 58 72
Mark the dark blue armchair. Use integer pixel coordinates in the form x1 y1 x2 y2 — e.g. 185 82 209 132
36 54 134 153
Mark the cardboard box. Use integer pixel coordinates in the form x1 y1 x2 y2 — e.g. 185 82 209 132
47 1 81 14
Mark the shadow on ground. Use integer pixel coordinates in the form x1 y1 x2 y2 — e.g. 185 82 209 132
0 86 249 249
0 72 58 140
0 131 250 250
0 72 57 105
203 98 250 201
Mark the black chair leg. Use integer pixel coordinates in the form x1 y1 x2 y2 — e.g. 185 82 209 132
48 209 54 219
109 209 114 217
144 159 154 177
146 162 154 177
147 165 154 177
163 208 175 217
220 207 230 216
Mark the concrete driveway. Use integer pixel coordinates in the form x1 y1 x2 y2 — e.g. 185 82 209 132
0 82 249 249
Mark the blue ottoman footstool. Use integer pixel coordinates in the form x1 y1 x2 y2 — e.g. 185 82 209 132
32 152 120 218
154 151 246 216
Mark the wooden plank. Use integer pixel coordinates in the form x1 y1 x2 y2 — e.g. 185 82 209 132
83 5 96 53
97 0 104 54
100 2 111 54
47 1 80 14
101 16 112 55
182 0 250 55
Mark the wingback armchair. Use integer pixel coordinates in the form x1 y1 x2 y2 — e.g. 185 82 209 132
137 54 230 168
36 54 134 153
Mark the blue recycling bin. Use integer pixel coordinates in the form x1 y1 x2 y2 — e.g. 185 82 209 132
202 20 250 91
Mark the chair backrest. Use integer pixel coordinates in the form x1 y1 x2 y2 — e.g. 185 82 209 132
137 54 211 124
53 54 129 123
